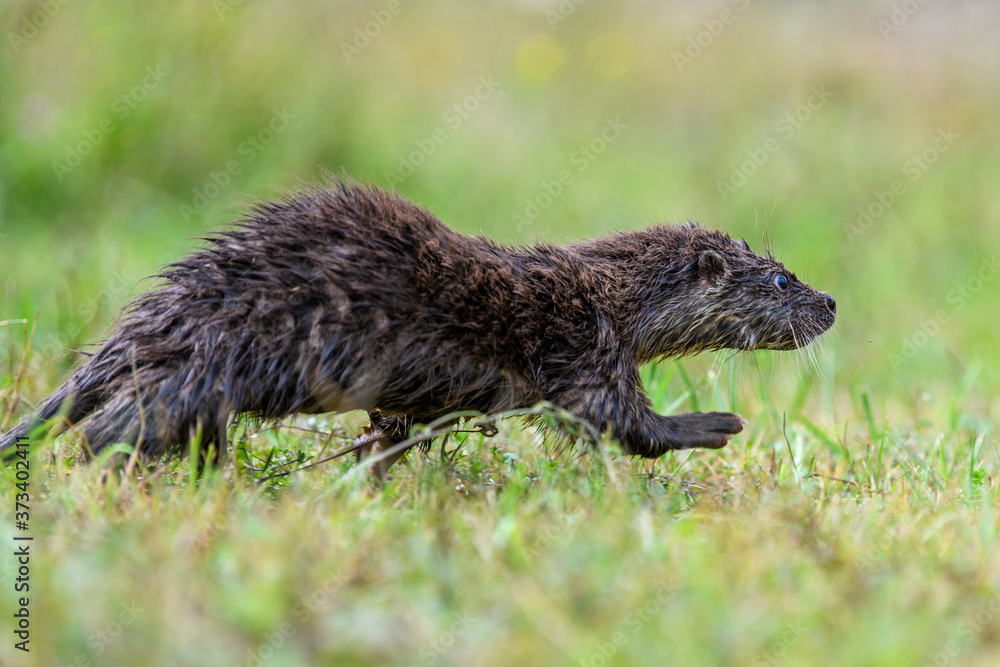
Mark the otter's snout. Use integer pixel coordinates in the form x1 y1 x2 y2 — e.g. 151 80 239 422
824 294 836 316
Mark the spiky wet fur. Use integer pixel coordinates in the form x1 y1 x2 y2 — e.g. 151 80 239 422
0 182 835 466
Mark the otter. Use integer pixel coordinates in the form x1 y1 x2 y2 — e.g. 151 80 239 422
0 181 836 477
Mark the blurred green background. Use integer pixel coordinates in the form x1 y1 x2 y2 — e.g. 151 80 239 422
3 2 1000 665
2 0 998 416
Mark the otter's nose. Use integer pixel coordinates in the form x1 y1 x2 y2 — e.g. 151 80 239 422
825 295 837 315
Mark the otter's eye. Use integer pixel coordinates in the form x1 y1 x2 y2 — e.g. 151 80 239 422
774 274 789 291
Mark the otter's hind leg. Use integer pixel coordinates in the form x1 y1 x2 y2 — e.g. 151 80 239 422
353 411 414 480
186 413 229 474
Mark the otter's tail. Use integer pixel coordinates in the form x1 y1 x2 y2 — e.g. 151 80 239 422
0 376 97 459
2 359 232 465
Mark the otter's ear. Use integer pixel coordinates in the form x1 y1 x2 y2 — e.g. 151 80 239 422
697 250 727 282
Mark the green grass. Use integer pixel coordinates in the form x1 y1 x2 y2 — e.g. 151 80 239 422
2 0 1000 664
1 390 998 666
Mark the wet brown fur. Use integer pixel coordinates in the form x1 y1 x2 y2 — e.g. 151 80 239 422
0 181 836 472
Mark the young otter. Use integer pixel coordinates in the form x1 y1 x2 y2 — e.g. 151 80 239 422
0 182 835 476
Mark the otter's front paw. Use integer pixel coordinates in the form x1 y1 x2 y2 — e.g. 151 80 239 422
668 411 746 450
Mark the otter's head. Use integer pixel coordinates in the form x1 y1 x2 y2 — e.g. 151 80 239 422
635 224 836 359
690 227 836 352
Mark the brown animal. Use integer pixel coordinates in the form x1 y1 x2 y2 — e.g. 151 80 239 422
0 181 836 476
